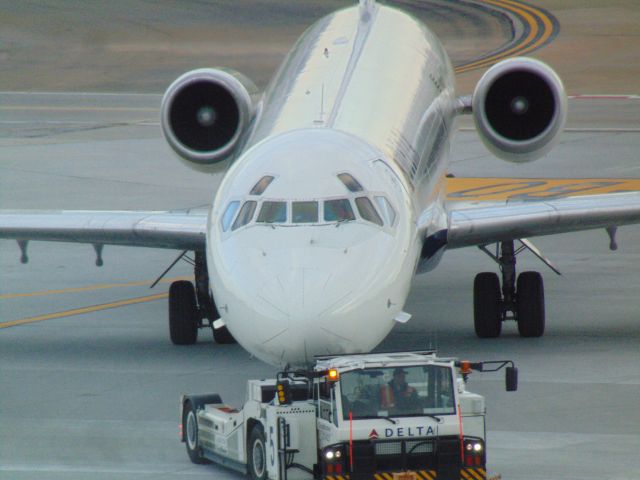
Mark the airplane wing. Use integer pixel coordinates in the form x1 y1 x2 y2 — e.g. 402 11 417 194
443 178 640 248
0 209 208 251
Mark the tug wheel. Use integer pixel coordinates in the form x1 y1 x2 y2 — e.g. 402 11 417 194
183 401 209 464
248 425 267 480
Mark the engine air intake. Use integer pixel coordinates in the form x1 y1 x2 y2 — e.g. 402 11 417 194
472 57 567 163
161 68 256 172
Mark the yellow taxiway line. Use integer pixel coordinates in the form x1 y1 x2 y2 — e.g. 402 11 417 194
0 276 189 329
0 292 168 329
0 276 188 300
455 0 557 74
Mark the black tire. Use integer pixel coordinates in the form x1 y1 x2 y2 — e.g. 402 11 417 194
169 280 199 345
473 272 502 338
213 325 236 344
517 271 545 337
183 402 209 464
248 425 268 480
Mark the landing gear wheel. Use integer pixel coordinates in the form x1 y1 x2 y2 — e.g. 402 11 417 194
248 425 267 480
183 402 209 464
213 325 236 344
517 271 545 337
474 272 502 338
169 280 199 345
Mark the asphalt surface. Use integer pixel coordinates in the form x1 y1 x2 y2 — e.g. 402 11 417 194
1 1 640 479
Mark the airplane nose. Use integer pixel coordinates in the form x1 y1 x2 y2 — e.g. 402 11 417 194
216 226 404 367
256 266 360 363
260 268 335 321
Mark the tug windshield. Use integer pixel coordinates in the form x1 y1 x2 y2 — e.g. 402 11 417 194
339 365 455 420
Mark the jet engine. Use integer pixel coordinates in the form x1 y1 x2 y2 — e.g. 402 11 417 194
472 57 567 163
161 68 257 172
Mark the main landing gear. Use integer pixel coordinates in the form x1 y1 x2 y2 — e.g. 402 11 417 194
473 239 555 338
168 251 236 345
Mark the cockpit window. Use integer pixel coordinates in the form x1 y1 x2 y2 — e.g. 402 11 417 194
337 173 363 193
257 201 287 224
221 200 240 232
375 196 396 226
324 198 355 222
250 176 275 196
355 197 383 226
232 200 257 230
292 201 318 223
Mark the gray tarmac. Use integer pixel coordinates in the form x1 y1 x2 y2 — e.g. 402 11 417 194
1 1 640 479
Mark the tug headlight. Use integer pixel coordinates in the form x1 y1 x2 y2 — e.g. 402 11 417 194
464 440 484 455
465 441 483 452
324 447 343 461
463 438 485 467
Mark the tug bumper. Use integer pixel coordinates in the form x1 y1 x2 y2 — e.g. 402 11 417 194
324 468 487 480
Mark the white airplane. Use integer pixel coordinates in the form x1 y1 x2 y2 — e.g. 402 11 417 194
2 1 640 367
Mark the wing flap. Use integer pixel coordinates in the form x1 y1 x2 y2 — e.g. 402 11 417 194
444 178 640 248
0 209 208 250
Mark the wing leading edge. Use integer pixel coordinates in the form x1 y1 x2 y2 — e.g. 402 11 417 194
0 209 208 251
444 178 640 248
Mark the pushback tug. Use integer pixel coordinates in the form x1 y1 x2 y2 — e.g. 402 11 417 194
180 351 517 480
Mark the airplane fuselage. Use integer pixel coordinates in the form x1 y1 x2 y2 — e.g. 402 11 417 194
207 3 456 367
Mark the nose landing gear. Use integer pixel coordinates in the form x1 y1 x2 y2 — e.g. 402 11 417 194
167 251 236 345
473 239 552 338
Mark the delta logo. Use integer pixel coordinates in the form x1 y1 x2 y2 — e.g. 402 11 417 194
369 429 379 440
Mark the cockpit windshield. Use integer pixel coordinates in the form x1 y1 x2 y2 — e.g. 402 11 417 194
324 199 355 222
355 197 383 226
232 201 257 231
292 201 318 223
221 173 396 232
257 201 287 224
339 365 455 420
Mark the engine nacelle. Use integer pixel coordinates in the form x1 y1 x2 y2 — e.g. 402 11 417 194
472 57 567 163
161 68 257 172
